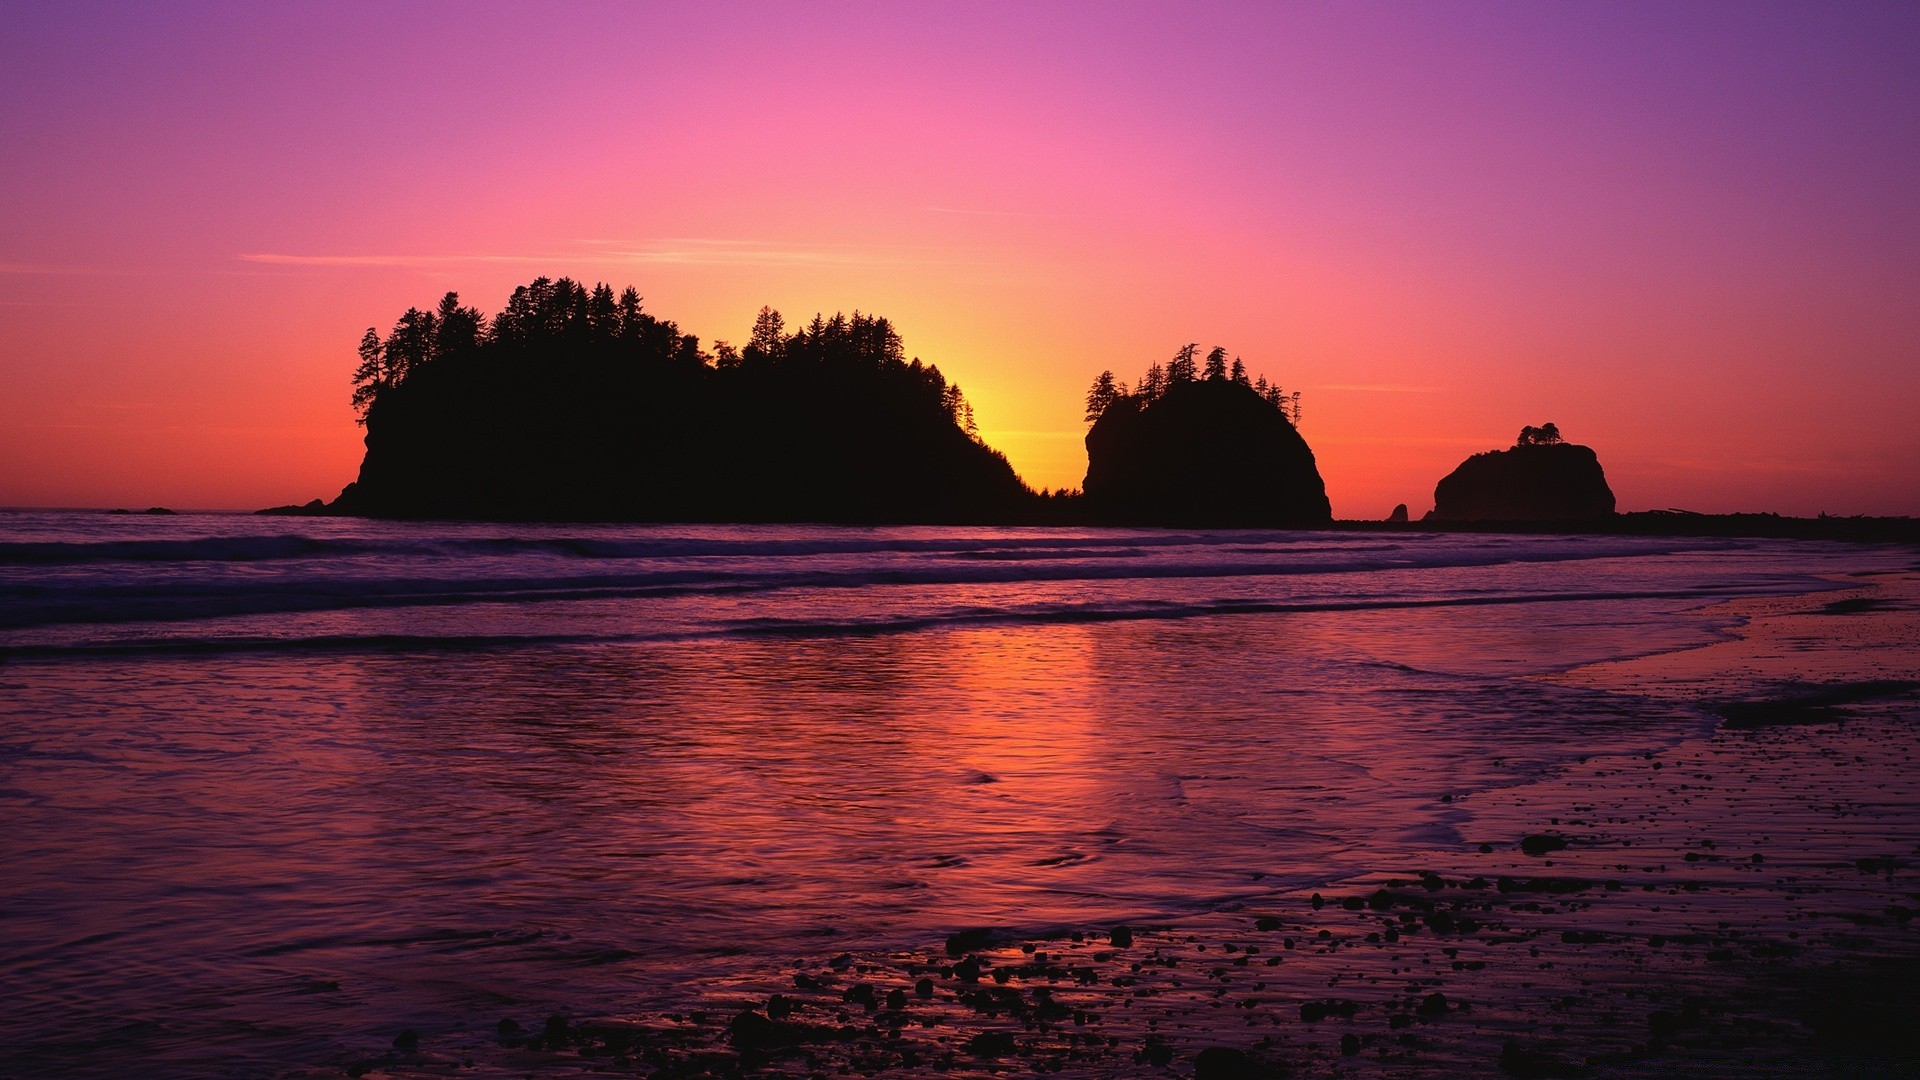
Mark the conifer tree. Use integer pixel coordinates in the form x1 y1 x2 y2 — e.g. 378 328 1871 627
1203 346 1228 381
1086 370 1122 422
351 328 386 421
1168 343 1199 383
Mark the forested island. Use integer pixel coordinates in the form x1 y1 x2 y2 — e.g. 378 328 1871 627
1079 347 1332 526
323 279 1028 522
293 279 1326 526
266 278 1916 540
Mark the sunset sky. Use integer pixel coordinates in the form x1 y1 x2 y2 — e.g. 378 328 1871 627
3 1 1916 516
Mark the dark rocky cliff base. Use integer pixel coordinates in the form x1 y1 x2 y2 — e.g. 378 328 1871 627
1083 379 1331 527
1430 443 1615 522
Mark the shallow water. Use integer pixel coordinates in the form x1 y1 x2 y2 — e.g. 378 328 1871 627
0 513 1906 1077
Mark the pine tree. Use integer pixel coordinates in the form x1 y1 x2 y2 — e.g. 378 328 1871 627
1085 370 1121 422
1168 343 1199 383
1203 346 1228 381
1139 362 1167 400
350 328 385 422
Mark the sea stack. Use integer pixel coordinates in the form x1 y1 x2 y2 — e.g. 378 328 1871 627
1083 378 1332 527
1429 424 1615 522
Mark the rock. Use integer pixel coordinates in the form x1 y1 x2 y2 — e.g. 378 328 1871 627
727 1010 775 1050
1387 503 1409 523
1109 925 1134 948
966 1030 1016 1057
1083 379 1332 527
946 928 993 957
766 993 793 1020
332 290 1031 524
1139 1035 1175 1066
1431 440 1615 522
1520 834 1569 856
1300 999 1358 1022
1193 1046 1267 1078
915 977 934 998
257 498 329 516
1340 1033 1360 1055
1418 992 1449 1016
391 1029 418 1051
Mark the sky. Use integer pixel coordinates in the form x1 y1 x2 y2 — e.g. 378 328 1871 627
2 1 1917 517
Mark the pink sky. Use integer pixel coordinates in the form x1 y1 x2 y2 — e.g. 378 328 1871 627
3 2 1916 516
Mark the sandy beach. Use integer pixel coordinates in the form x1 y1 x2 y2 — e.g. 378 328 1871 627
314 567 1920 1079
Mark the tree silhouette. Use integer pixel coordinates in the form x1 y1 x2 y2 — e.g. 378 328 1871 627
1168 343 1199 383
350 328 385 422
1203 346 1229 381
1517 423 1564 447
1139 362 1167 401
340 279 1022 522
1086 370 1123 422
1082 344 1304 428
432 292 485 362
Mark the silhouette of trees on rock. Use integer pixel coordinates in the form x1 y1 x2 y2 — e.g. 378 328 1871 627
1086 370 1123 422
1085 344 1302 427
339 277 1021 522
1517 423 1564 447
1080 346 1331 526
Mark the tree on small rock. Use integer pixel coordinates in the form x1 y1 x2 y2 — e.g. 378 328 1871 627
1517 423 1564 447
1086 370 1124 422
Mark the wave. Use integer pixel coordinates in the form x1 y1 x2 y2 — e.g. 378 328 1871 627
0 533 1725 633
0 584 1771 661
0 527 1706 568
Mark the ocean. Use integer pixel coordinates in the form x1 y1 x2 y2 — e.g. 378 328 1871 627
0 510 1907 1077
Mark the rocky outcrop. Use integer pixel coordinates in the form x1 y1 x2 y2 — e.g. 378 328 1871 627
313 283 1031 523
1082 379 1332 527
1430 442 1615 522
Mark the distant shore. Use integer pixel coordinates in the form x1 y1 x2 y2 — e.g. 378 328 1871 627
256 497 1920 546
305 570 1920 1078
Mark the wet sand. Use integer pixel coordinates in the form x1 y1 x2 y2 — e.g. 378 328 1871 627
308 569 1920 1079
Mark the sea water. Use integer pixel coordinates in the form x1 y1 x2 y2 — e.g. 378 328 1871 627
0 511 1905 1076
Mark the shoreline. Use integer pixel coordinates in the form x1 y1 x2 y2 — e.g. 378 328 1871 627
304 572 1920 1078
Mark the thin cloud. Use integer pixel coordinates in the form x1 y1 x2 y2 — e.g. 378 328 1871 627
241 239 944 271
1310 384 1442 394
